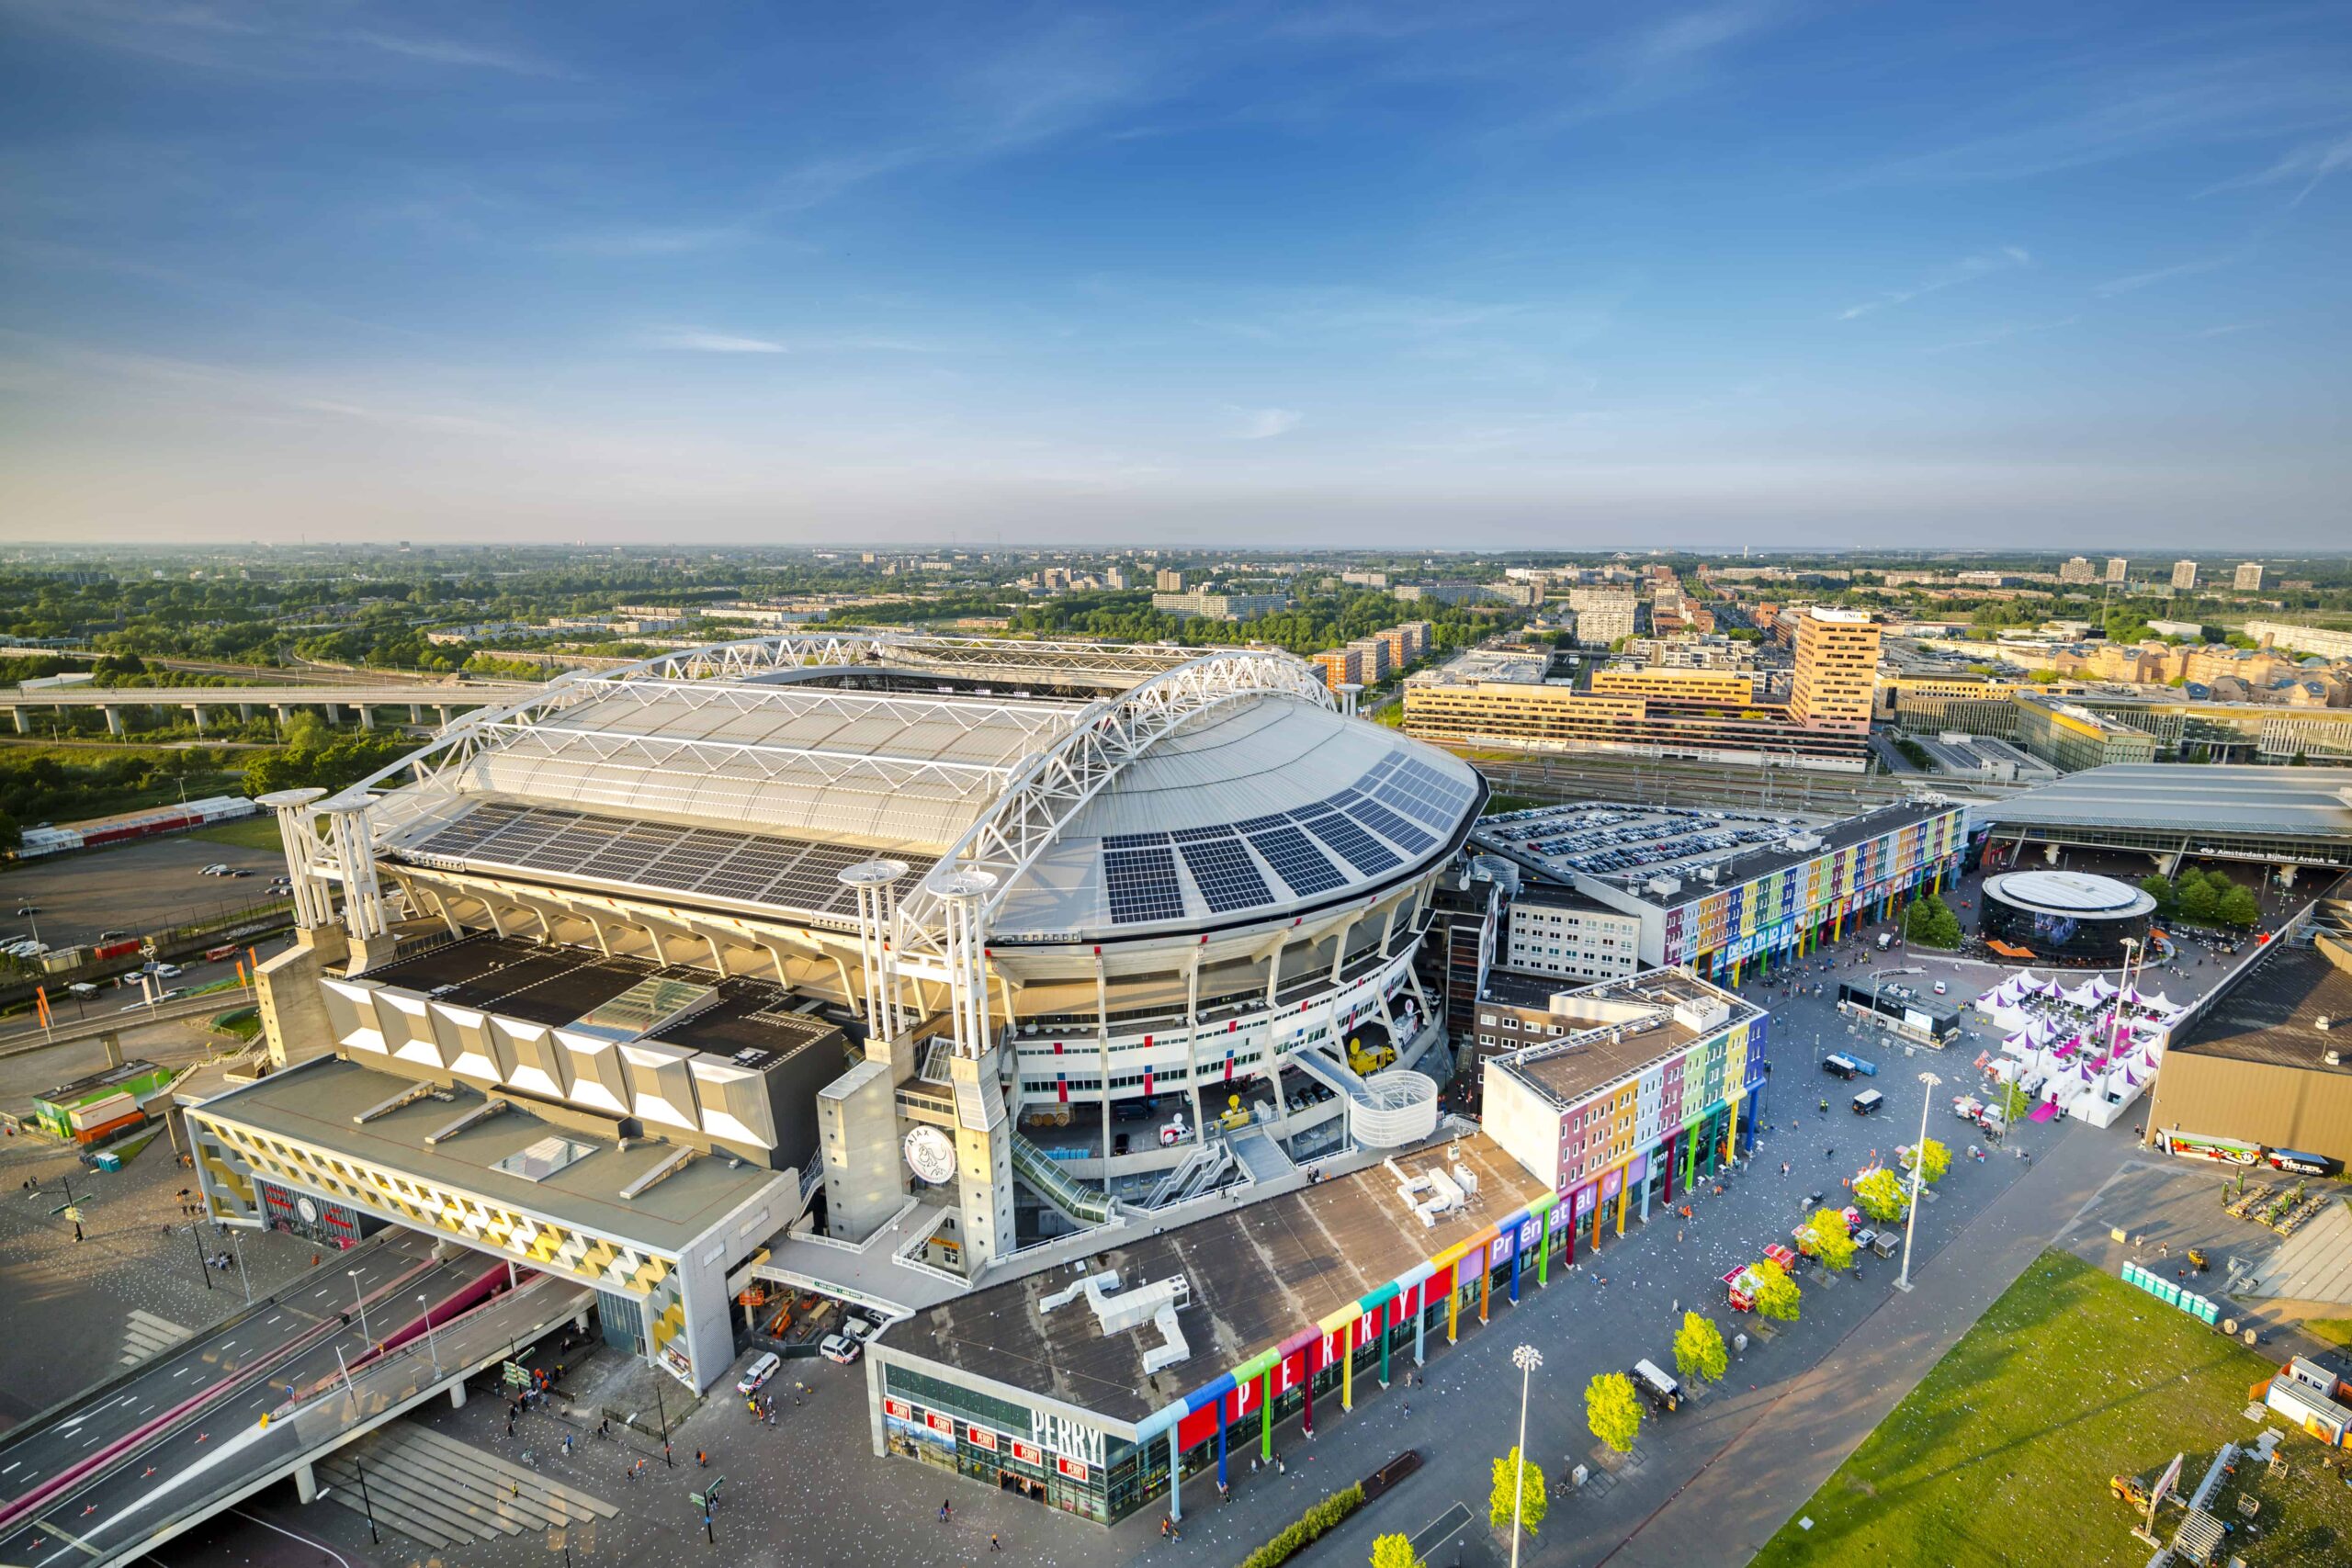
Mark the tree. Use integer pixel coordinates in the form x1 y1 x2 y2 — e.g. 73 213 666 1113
1371 1535 1425 1568
1996 1079 2029 1126
1584 1374 1642 1456
2217 885 2260 929
1853 1168 1908 1224
2139 874 2177 917
2178 875 2221 924
1490 1446 1549 1536
1749 1258 1802 1322
1916 1136 1951 1187
1905 892 1962 950
1672 1311 1729 1385
0 807 17 855
1803 1206 1858 1271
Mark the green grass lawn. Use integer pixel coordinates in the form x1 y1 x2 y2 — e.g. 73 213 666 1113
187 813 282 852
1751 1250 2352 1568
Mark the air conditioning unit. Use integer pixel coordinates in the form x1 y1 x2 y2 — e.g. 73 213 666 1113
2325 1050 2342 1066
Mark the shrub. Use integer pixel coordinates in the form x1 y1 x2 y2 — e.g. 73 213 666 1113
1238 1484 1365 1568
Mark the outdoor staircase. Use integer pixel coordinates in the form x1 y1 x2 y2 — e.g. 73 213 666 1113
1010 1131 1114 1225
311 1423 617 1551
1228 1127 1296 1184
1145 1138 1238 1209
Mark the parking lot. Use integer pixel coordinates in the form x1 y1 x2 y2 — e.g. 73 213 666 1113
0 832 286 951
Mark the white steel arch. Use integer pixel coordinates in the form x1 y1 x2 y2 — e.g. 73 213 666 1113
891 646 1336 973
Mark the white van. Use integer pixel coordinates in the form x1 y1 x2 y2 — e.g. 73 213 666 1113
1631 1359 1682 1412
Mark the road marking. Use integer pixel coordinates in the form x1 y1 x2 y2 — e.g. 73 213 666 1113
1 1461 18 1474
1411 1502 1471 1560
28 1516 101 1558
231 1509 354 1568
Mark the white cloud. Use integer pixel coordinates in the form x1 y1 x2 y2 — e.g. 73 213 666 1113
1227 406 1302 440
2203 131 2352 207
1839 247 2030 321
2092 256 2230 297
645 330 788 355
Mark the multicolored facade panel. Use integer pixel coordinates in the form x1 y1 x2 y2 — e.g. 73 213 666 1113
1660 807 1966 972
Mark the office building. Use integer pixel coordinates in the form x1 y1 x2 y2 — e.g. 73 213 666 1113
2173 559 2199 591
1589 666 1756 705
1563 588 1638 648
1474 797 1969 982
2010 694 2162 772
2060 557 2098 583
2235 562 2267 592
1787 608 1881 732
1498 882 1642 982
1401 671 1870 772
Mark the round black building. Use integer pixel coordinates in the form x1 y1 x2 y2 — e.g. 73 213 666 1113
1979 870 2156 965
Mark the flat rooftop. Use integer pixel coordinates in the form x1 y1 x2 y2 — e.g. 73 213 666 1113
1489 971 1760 1107
1472 797 1954 899
361 934 847 1071
888 1131 1546 1427
192 1054 791 1257
1986 763 2352 842
2171 915 2352 1077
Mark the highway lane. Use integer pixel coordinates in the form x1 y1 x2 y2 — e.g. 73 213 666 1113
0 1235 510 1560
2 1271 586 1568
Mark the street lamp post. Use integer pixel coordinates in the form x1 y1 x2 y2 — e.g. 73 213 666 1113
1896 1071 1941 1292
230 1226 250 1304
188 1223 213 1291
348 1269 373 1352
420 1293 440 1373
1509 1344 1543 1568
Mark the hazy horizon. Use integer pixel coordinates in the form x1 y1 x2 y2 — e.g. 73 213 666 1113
4 3 2348 547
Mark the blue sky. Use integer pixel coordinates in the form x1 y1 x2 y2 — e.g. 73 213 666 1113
2 2 2347 547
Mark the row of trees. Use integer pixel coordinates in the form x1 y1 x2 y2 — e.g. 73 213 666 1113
2137 867 2260 929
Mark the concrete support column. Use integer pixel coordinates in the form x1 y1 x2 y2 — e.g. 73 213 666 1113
410 704 424 723
8 707 22 734
187 705 206 735
238 703 253 721
356 705 375 730
295 1461 318 1504
437 705 451 725
101 1031 122 1068
104 705 122 736
450 1381 468 1408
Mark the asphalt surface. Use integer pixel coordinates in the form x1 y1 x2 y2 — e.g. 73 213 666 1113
0 1234 516 1566
0 836 287 953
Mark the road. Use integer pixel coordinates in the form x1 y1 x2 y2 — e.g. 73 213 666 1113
0 1235 537 1567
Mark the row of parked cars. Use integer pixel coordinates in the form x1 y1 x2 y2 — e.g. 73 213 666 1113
736 1309 886 1392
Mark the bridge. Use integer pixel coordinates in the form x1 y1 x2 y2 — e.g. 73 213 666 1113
0 1229 591 1566
2 683 542 737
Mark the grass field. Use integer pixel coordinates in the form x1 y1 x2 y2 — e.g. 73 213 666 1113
1751 1250 2352 1568
187 814 282 852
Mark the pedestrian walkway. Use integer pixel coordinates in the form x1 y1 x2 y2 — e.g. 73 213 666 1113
312 1423 616 1550
117 1309 187 1368
2244 1201 2352 1304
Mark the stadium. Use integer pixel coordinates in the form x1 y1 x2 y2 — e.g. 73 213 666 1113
192 632 1486 1395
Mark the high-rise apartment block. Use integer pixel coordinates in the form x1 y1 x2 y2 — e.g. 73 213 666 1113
2233 562 2265 591
1787 608 1881 732
2059 557 2097 583
1154 568 1187 592
2106 557 2129 583
2172 559 2199 591
1563 587 1637 647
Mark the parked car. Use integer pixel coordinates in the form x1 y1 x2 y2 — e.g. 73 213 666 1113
842 1313 884 1343
737 1351 781 1394
1852 1089 1884 1116
820 1333 861 1365
198 864 230 876
1932 980 1949 995
14 905 39 916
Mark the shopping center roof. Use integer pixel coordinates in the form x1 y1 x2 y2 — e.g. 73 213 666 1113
888 1131 1545 1427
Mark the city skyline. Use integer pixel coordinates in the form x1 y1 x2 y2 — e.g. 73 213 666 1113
3 2 2349 546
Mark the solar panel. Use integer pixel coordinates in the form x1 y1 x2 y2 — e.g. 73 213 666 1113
1347 796 1436 853
1102 843 1185 924
403 803 867 917
1102 830 1170 850
1243 824 1346 897
1173 832 1273 913
1290 806 1401 874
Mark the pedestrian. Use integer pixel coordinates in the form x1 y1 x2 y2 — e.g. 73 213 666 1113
991 1534 1001 1551
562 1433 574 1456
1276 1455 1286 1475
940 1499 952 1524
697 1449 708 1469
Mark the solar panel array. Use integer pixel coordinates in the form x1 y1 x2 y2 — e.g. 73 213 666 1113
401 800 868 917
1102 832 1186 924
1170 825 1275 914
1092 753 1478 925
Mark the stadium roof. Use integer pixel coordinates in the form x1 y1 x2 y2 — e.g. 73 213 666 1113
1985 763 2352 843
341 631 1483 949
